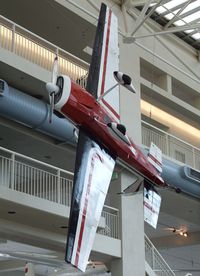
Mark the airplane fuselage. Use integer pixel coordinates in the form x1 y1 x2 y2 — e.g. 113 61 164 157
55 76 166 188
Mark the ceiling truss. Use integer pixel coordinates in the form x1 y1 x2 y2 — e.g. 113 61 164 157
122 0 200 50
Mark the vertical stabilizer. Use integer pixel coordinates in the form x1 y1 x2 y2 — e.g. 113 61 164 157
148 142 163 174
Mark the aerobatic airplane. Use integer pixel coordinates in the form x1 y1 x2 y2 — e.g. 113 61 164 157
46 3 167 272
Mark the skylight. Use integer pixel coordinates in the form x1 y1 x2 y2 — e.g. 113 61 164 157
164 0 188 10
165 10 180 21
153 0 200 49
180 1 200 15
182 11 200 23
192 33 200 39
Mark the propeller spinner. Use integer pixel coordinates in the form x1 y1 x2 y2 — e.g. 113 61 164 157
46 56 59 123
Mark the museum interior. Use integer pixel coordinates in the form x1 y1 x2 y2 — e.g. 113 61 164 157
0 0 199 275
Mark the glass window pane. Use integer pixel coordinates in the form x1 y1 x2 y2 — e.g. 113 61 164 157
192 33 200 39
164 0 188 10
180 0 200 15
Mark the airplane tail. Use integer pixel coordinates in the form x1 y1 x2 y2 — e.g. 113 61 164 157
147 142 163 174
86 3 120 122
144 181 161 229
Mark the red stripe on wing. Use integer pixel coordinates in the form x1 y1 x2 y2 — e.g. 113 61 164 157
100 10 120 120
75 153 98 267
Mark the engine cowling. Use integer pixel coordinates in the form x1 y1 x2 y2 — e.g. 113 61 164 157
54 75 71 111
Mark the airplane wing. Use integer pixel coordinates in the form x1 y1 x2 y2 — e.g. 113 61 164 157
65 3 118 272
0 251 108 275
86 3 120 122
65 130 115 272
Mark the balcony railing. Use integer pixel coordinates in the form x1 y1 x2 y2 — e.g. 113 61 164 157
0 15 89 89
142 120 200 171
0 146 119 239
145 235 176 276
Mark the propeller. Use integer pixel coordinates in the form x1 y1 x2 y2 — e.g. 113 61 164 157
46 56 59 123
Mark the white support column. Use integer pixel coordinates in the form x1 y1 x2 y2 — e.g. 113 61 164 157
110 24 146 276
119 36 142 145
111 171 145 276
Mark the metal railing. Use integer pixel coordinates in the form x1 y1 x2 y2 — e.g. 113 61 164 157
142 121 200 171
145 235 176 276
0 16 89 88
0 146 119 239
99 205 120 239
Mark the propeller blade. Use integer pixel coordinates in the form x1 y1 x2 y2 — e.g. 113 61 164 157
49 92 55 124
52 55 58 85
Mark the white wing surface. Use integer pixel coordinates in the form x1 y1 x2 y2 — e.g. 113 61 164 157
86 4 120 122
65 130 115 272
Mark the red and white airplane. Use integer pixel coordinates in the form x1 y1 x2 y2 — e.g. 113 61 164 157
46 3 167 272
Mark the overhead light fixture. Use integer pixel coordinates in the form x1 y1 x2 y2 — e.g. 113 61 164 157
179 231 188 237
83 46 93 56
171 228 188 237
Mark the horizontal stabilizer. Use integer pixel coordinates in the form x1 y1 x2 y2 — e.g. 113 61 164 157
144 183 161 229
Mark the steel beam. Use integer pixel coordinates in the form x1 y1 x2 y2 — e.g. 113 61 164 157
164 0 193 29
132 23 200 39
